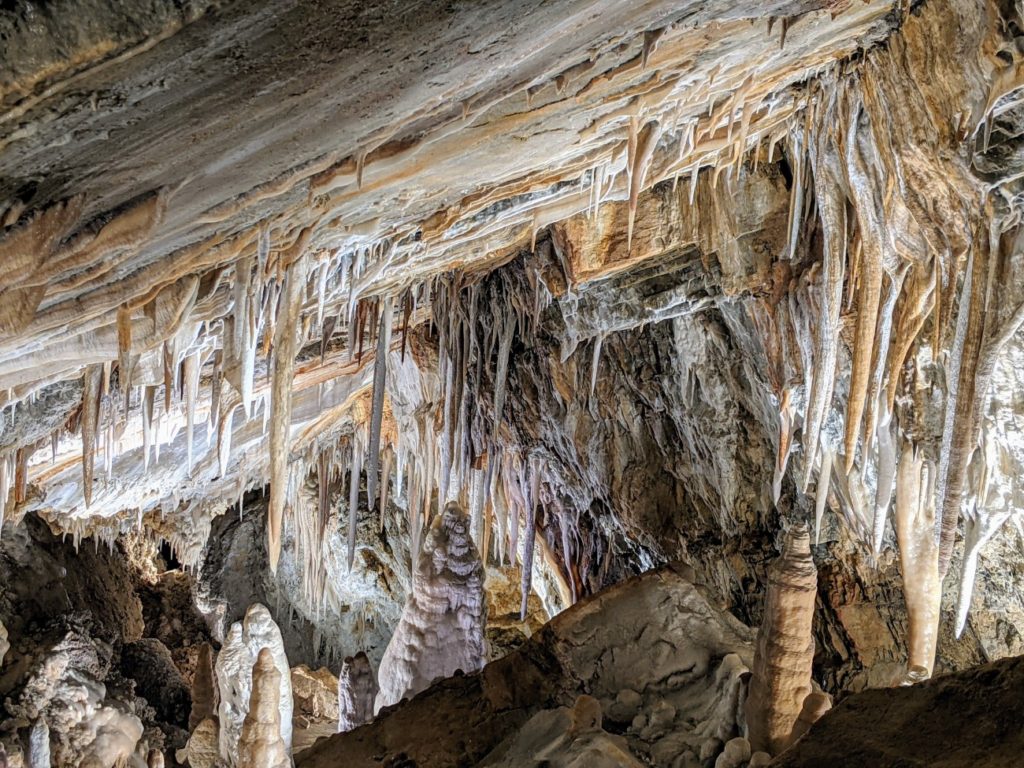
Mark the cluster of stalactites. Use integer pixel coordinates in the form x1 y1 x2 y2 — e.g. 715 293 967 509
770 13 1024 663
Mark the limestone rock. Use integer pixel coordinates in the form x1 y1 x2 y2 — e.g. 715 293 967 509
291 665 339 728
375 502 487 711
297 567 754 767
774 655 1024 768
482 695 643 767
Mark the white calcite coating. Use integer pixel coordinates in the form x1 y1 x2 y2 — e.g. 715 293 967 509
375 502 487 711
216 603 293 764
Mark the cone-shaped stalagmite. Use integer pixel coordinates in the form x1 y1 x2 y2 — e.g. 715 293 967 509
190 642 219 731
238 648 290 768
375 501 487 711
745 524 820 755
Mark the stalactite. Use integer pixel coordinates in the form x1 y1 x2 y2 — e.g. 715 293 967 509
117 305 132 399
803 114 847 490
813 446 833 546
348 440 362 573
521 455 542 621
745 524 819 756
871 397 896 558
378 446 393 530
894 444 940 680
492 310 515 447
267 250 309 573
366 296 392 512
183 352 200 475
141 387 154 473
81 365 103 508
772 388 795 506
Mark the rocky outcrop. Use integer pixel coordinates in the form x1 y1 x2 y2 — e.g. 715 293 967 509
375 502 487 711
216 604 293 764
299 566 754 767
120 638 191 728
481 695 644 768
774 655 1024 768
238 649 290 768
744 525 822 755
336 654 377 733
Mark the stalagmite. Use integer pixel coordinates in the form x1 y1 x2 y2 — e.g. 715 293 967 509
337 652 378 732
28 720 49 768
147 750 165 768
237 648 290 768
268 251 309 573
366 297 392 512
745 524 819 755
375 501 487 711
894 445 940 680
190 642 219 732
217 604 293 764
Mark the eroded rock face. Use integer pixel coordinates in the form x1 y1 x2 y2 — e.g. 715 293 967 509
774 655 1024 768
216 603 293 764
375 501 487 711
482 695 644 768
299 566 754 767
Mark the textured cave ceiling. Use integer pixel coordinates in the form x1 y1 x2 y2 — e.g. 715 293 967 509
3 0 1024 764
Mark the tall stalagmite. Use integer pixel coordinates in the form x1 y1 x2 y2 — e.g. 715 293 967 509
745 524 819 755
237 648 290 768
375 501 487 711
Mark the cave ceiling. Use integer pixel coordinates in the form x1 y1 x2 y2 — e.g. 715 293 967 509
2 0 1024 723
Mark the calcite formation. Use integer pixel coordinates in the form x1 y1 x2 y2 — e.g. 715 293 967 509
376 502 487 711
744 525 821 756
190 642 219 732
337 653 378 733
299 567 756 767
216 604 294 764
238 648 291 768
3 0 1024 764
